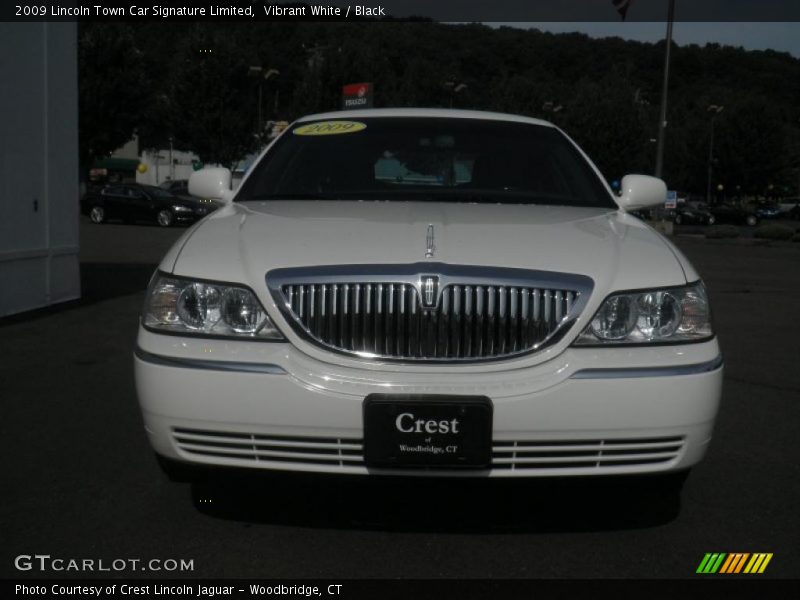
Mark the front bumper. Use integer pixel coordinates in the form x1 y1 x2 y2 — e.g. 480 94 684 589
134 328 723 478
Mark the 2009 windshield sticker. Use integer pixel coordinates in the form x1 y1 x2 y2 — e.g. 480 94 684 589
293 121 367 136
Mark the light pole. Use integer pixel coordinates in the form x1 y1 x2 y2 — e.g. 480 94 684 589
654 0 675 179
444 81 467 108
797 118 800 200
706 104 724 205
248 66 280 139
168 136 174 181
264 68 280 120
542 101 564 116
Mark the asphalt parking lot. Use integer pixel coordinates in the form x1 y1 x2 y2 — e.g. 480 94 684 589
2 218 799 579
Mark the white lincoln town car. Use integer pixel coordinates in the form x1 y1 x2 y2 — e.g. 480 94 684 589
134 108 722 489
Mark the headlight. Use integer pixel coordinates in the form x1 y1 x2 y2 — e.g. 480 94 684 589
142 274 284 340
573 282 712 345
172 205 192 212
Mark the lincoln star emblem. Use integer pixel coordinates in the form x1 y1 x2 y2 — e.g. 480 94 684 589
425 224 436 258
421 276 439 308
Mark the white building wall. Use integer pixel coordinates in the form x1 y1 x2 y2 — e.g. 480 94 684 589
0 23 80 317
114 135 140 160
136 149 201 187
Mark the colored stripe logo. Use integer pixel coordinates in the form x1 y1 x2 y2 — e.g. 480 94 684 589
696 553 773 574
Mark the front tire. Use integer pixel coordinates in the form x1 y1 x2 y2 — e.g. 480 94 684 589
674 215 683 225
89 206 105 224
156 209 174 227
707 215 716 226
746 214 758 227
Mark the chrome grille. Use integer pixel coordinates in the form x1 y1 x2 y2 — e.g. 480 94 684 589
268 264 593 361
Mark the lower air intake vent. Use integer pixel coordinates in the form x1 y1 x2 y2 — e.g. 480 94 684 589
492 436 685 470
173 428 364 467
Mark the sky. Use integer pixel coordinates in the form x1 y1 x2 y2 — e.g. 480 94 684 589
506 22 800 58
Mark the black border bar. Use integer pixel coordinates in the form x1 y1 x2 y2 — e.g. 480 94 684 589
5 579 800 599
5 1 800 23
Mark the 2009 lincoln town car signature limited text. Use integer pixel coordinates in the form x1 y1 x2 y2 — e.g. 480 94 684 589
133 109 723 489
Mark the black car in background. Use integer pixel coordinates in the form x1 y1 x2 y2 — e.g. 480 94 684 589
754 202 781 220
672 201 716 226
161 178 224 210
159 179 190 196
784 201 800 220
708 202 759 227
80 183 214 227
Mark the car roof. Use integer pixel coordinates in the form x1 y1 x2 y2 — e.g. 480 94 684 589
295 108 556 128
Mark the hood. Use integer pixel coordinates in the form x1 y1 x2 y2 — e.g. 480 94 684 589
168 200 688 299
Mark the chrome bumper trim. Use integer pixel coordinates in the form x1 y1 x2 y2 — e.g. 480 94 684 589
570 354 723 379
134 347 287 375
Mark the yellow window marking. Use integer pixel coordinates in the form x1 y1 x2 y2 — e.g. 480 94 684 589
293 121 367 136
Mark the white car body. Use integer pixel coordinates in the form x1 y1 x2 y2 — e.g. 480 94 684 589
134 109 722 479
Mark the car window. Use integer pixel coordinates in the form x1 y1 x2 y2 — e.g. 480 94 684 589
146 186 173 198
237 117 616 208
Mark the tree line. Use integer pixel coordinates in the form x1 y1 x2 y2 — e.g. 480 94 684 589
79 21 800 196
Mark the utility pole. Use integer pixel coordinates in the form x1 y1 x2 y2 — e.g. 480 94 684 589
257 83 263 137
654 0 675 179
443 81 467 108
249 66 280 142
168 136 174 181
706 105 724 204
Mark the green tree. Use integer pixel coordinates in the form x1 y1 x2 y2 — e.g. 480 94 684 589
78 23 153 168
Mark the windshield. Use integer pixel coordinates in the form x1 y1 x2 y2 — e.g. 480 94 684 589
236 117 616 208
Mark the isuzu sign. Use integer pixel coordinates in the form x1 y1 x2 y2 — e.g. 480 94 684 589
342 82 373 109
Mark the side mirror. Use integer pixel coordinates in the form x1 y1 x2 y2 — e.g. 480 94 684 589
188 168 233 203
617 174 667 211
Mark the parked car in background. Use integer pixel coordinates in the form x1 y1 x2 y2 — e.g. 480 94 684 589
784 202 800 220
80 183 215 227
709 202 759 226
753 202 781 221
160 179 190 196
161 178 224 210
627 208 653 221
778 198 800 219
672 201 716 226
135 108 722 495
